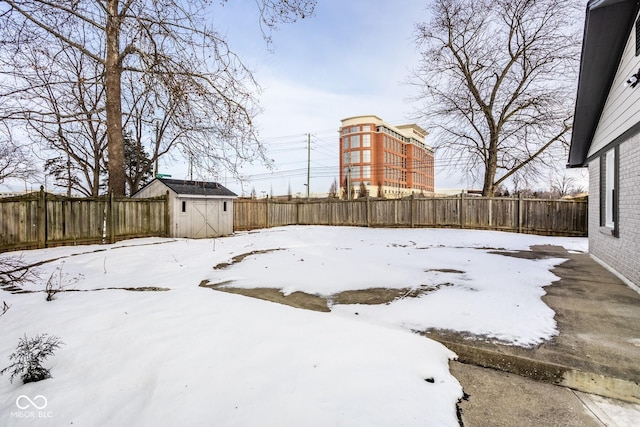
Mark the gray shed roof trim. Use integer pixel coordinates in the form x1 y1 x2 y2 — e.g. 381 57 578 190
568 0 640 167
158 178 237 197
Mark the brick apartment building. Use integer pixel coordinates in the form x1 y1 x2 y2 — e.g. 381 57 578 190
339 115 434 198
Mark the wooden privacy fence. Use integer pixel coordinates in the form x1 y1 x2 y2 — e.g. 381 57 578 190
0 188 169 252
234 194 588 237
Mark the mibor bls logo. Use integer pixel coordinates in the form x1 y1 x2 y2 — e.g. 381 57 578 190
11 395 53 419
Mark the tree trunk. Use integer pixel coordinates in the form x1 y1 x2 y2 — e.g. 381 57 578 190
482 167 495 196
105 0 126 196
483 133 499 197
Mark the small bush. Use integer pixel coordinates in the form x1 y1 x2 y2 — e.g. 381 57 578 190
45 262 82 301
0 254 40 288
1 334 64 384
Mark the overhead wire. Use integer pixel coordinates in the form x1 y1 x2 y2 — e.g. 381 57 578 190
247 122 539 187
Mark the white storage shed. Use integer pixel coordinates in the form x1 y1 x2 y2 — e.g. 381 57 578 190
134 178 237 238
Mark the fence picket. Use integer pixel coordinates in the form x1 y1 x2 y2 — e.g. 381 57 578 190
0 191 169 252
1 193 587 253
233 197 587 237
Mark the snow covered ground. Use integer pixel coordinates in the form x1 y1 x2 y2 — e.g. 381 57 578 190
0 226 589 426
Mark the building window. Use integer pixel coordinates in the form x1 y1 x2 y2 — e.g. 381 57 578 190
362 165 371 179
343 137 349 149
600 147 619 236
362 150 371 163
350 151 360 163
362 125 371 131
343 152 349 164
350 126 359 133
362 134 371 147
351 135 360 148
181 201 186 213
223 201 227 212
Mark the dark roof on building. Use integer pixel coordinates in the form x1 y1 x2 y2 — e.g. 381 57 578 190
568 0 640 167
157 178 237 197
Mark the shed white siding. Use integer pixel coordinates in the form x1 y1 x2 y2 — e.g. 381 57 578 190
133 180 168 199
589 10 640 156
133 179 235 238
173 196 233 238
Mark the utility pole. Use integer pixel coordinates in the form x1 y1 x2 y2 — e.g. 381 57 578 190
347 166 352 200
306 133 311 199
154 121 159 177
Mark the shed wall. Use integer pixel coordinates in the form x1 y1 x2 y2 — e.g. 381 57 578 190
133 180 169 199
134 181 233 238
174 197 233 238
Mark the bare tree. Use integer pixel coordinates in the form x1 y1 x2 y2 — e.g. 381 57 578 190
550 173 576 198
0 123 35 185
342 176 349 200
410 0 580 196
377 181 385 199
11 42 110 196
358 181 367 199
328 178 338 199
5 38 184 196
0 254 39 289
0 0 316 196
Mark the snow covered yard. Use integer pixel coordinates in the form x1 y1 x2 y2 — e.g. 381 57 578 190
0 226 587 426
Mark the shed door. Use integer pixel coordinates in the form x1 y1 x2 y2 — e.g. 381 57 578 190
191 200 220 238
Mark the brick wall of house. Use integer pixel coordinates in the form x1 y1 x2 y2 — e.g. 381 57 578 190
589 134 640 288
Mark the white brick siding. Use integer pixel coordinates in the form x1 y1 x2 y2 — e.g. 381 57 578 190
589 134 640 287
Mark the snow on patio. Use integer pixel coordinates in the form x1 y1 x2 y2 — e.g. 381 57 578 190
0 226 587 426
205 226 587 346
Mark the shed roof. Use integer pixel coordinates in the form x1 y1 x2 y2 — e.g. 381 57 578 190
568 0 640 167
157 178 237 197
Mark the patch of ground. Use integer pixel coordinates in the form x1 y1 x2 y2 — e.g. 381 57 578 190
213 249 283 270
199 280 330 312
199 245 559 314
331 288 407 305
200 279 455 312
489 245 568 260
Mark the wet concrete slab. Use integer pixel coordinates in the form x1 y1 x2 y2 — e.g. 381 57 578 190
427 245 640 403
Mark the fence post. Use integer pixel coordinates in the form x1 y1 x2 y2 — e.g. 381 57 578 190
394 198 398 225
460 192 466 229
518 193 523 234
488 197 493 229
433 197 437 226
108 191 115 243
366 195 370 227
164 190 171 237
37 186 46 249
265 198 270 228
409 193 416 228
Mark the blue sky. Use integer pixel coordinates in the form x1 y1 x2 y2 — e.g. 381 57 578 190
163 0 456 196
